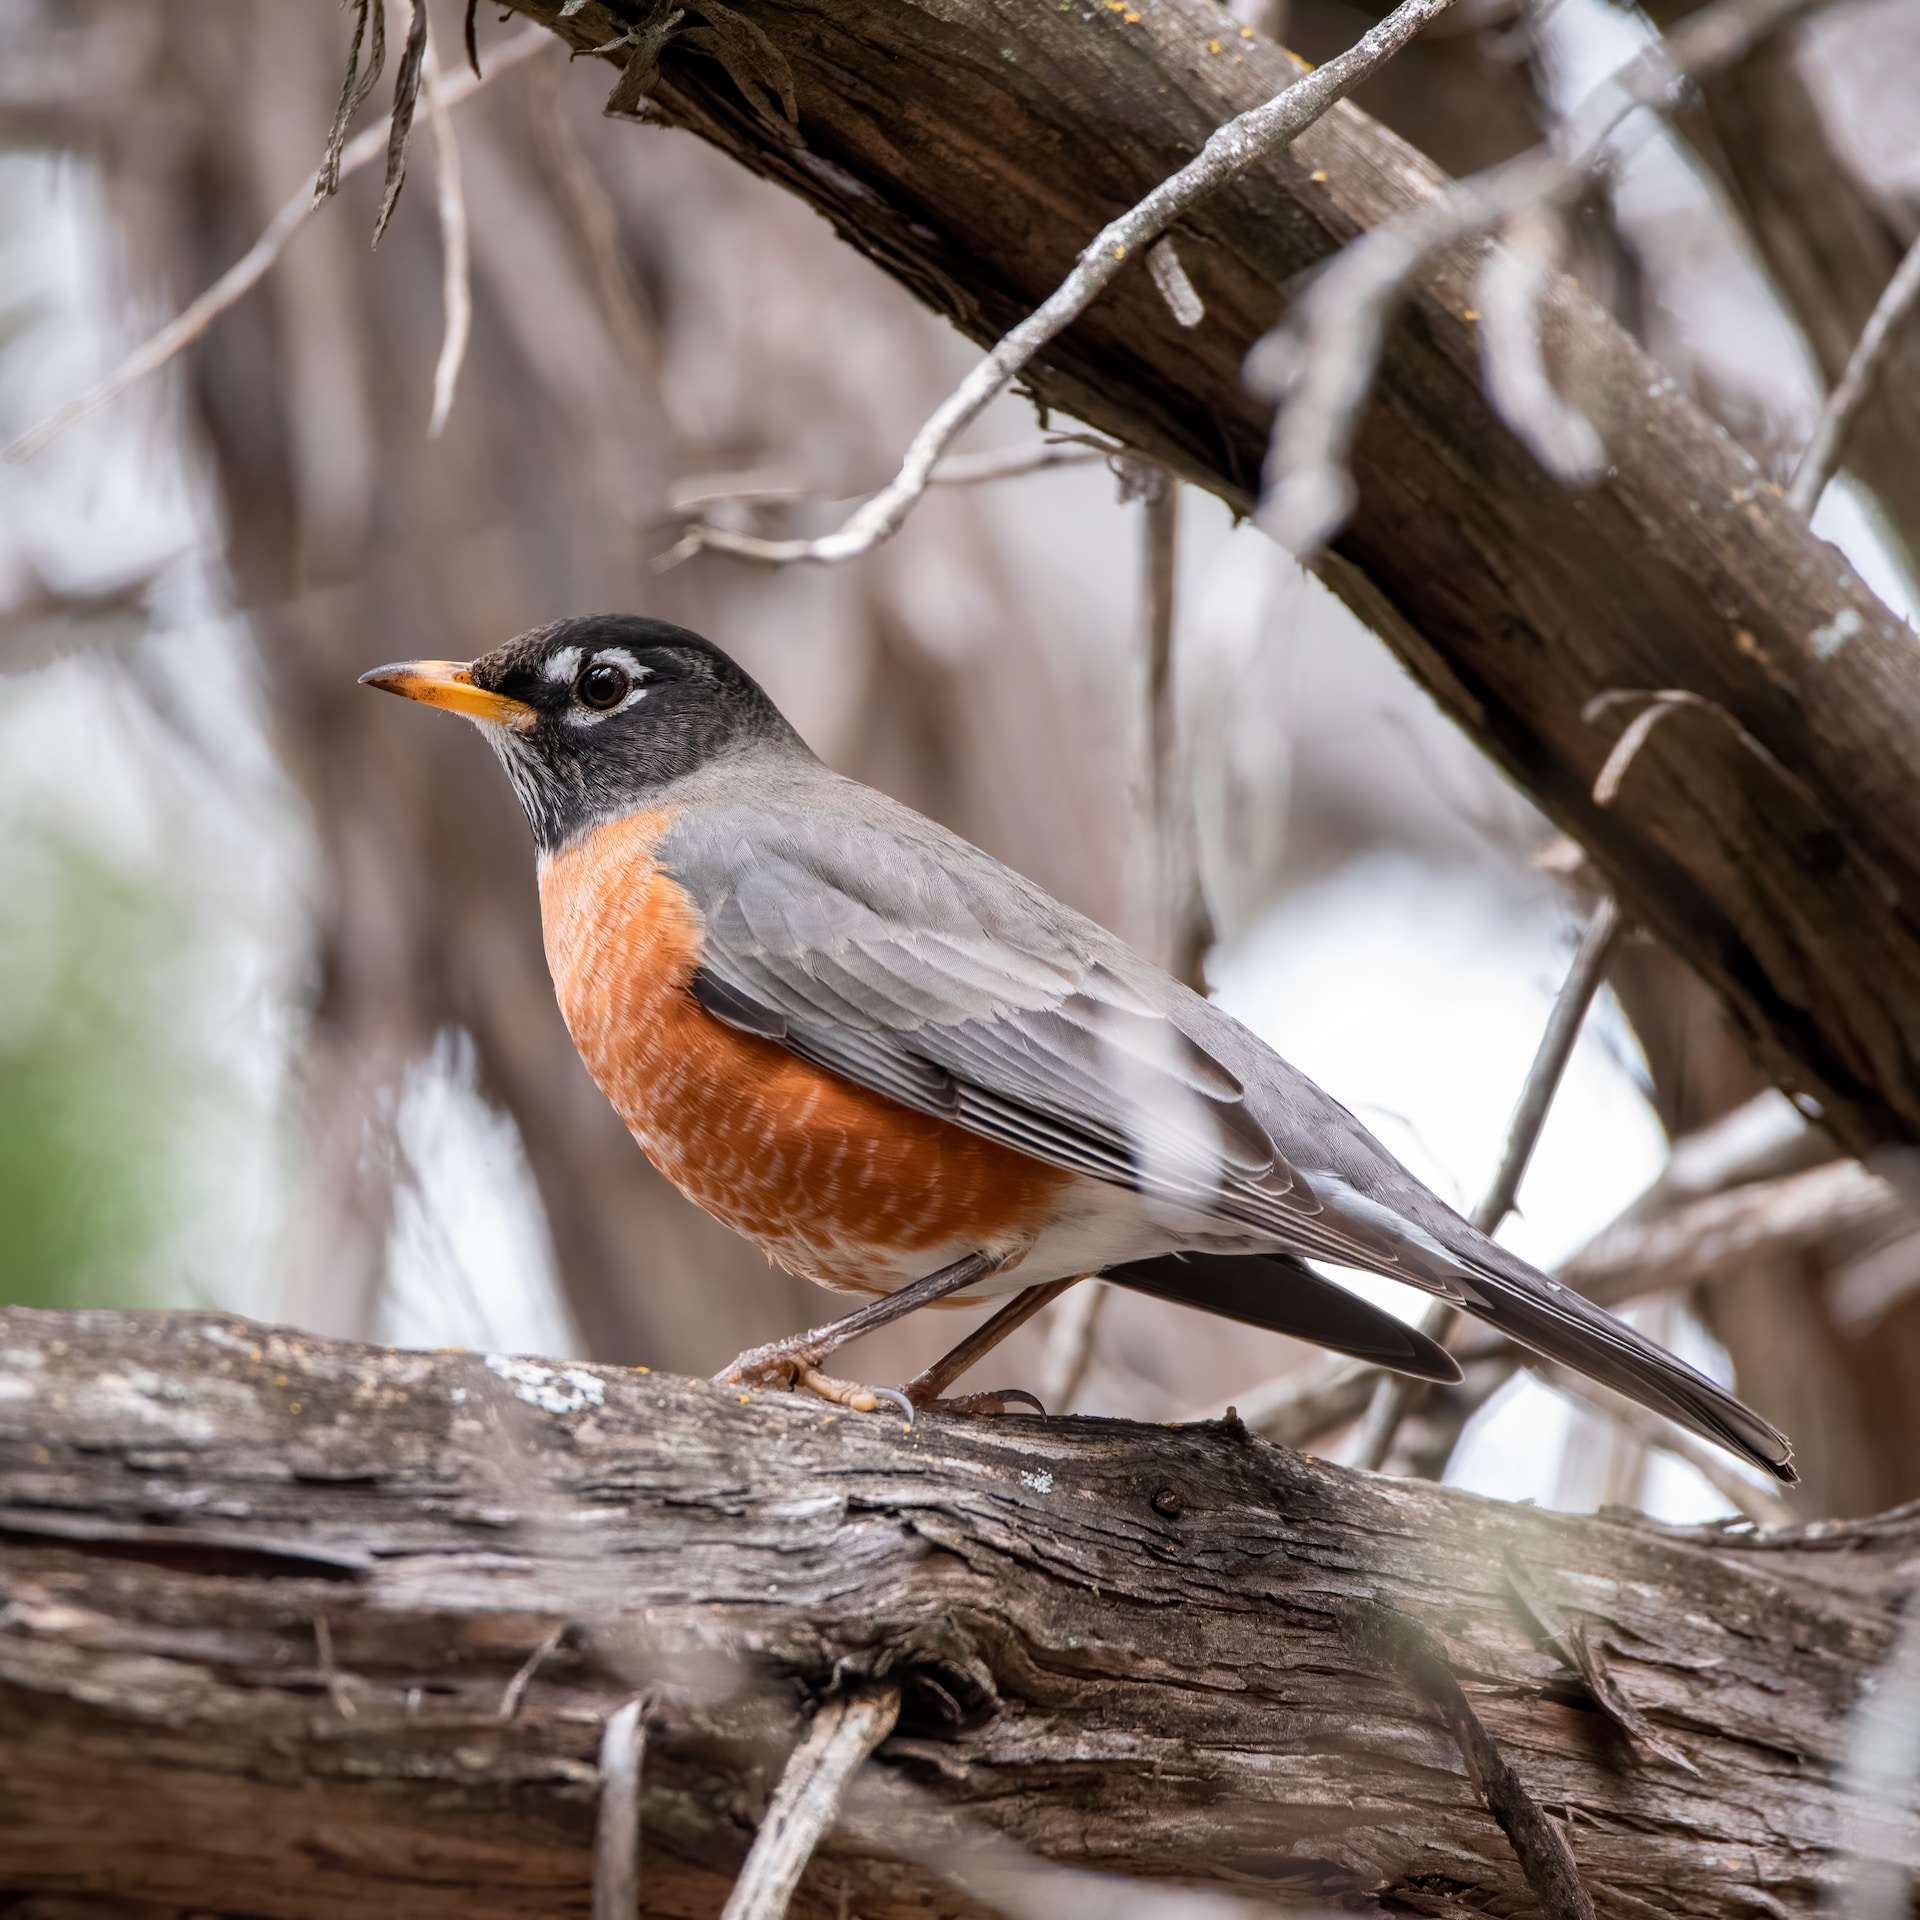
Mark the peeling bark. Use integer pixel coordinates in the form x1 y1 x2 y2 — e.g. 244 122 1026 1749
0 1308 1914 1916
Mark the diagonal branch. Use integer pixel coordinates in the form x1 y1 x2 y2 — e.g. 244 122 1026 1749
665 0 1459 569
1787 231 1920 518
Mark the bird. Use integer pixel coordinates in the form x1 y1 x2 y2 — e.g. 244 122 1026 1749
362 613 1795 1483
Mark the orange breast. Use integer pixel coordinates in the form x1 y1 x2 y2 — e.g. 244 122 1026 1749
538 810 1070 1291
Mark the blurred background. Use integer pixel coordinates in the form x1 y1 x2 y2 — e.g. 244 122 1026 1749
3 0 1919 1528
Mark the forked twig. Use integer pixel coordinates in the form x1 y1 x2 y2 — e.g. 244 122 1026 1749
664 0 1460 569
1350 894 1625 1471
1255 0 1836 555
719 1689 902 1920
594 1696 648 1920
1787 229 1920 515
5 26 551 464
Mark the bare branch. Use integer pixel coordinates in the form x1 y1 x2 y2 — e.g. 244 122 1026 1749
423 31 473 439
1559 1158 1903 1310
1787 230 1920 517
593 1697 647 1920
1255 0 1834 555
4 26 552 465
1352 895 1626 1471
664 0 1461 569
718 1690 901 1920
1476 203 1603 485
498 1620 568 1721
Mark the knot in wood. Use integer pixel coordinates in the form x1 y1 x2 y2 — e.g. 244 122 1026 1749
1150 1486 1183 1518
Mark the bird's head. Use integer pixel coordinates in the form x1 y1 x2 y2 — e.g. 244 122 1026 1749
360 615 804 851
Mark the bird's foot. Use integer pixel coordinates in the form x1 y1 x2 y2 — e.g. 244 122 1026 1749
713 1337 914 1419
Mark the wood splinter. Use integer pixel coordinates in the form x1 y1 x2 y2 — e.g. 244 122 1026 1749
719 1687 903 1920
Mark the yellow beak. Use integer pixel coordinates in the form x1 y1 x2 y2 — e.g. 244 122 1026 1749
358 659 536 727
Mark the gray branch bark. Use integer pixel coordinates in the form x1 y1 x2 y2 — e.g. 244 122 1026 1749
0 1307 1914 1917
513 0 1920 1156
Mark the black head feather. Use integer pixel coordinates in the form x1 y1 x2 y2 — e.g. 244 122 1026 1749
469 616 806 851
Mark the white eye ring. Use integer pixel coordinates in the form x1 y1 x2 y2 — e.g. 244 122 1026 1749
564 648 652 725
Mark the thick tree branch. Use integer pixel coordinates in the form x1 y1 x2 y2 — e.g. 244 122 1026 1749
1 1307 1915 1917
509 0 1920 1156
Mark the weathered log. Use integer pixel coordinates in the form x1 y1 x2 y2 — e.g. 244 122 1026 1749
500 0 1920 1156
0 1307 1914 1917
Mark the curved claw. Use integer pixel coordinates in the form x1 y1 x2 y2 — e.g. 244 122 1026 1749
924 1387 1048 1417
866 1384 917 1423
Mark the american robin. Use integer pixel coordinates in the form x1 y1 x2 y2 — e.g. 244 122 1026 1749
363 614 1794 1481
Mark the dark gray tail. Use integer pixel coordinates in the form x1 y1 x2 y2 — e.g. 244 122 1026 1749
1103 1251 1462 1384
1453 1247 1795 1483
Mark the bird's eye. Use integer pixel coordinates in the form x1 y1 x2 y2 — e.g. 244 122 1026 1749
576 662 631 711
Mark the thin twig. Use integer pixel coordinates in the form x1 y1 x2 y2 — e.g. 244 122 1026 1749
5 26 551 465
1355 1605 1597 1920
718 1689 902 1920
594 1696 648 1920
1255 0 1834 555
423 30 472 439
498 1620 567 1721
1351 895 1626 1472
1787 229 1920 515
664 0 1460 570
1037 1279 1113 1415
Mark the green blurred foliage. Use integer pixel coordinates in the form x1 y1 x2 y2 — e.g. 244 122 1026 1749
0 827 195 1307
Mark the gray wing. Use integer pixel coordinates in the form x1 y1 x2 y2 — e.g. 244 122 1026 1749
658 783 1434 1281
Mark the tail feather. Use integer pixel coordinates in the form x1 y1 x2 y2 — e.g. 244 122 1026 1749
1457 1249 1796 1484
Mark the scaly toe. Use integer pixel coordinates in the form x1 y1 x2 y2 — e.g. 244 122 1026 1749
796 1367 915 1420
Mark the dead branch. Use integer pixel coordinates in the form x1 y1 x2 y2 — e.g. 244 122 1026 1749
665 0 1459 568
1 1306 1912 1917
1559 1157 1904 1309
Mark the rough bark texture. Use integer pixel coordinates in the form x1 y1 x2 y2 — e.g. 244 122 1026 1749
504 0 1920 1158
1 1307 1915 1917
